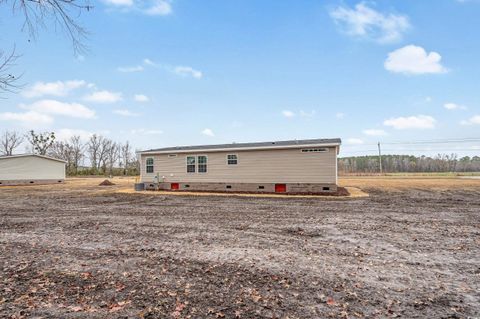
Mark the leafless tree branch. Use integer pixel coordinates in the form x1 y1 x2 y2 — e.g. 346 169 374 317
6 0 93 54
0 130 24 155
0 48 23 96
0 0 92 96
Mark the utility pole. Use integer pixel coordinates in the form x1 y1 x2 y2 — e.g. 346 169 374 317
378 142 383 174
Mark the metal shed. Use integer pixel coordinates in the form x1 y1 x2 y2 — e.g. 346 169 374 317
0 154 66 186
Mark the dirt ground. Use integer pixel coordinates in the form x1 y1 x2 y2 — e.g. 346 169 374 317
1 177 479 318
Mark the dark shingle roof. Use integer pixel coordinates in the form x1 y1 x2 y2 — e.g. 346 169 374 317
140 138 341 154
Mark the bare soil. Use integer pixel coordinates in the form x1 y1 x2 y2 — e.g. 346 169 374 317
99 179 116 186
1 178 479 318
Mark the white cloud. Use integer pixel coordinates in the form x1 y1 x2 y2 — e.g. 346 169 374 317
134 94 149 102
103 0 172 15
102 0 133 6
19 99 96 119
336 112 345 119
143 58 158 67
144 0 172 15
281 110 317 119
113 109 140 117
300 110 316 118
201 128 215 137
0 111 54 127
117 65 144 73
55 129 94 142
330 2 410 43
282 110 295 118
23 80 87 98
460 115 480 126
385 45 448 75
444 102 467 110
384 115 436 129
346 138 364 145
173 66 203 79
120 60 204 80
363 129 387 136
131 129 163 135
84 90 123 103
118 58 161 73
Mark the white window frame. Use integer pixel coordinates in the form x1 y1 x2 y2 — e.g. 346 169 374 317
197 155 208 173
226 154 238 165
186 156 196 173
146 157 154 173
185 155 208 174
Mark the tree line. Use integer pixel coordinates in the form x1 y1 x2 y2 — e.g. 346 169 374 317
339 154 480 174
1 130 139 176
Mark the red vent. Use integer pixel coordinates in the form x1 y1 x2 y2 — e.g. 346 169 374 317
275 184 286 193
171 183 179 190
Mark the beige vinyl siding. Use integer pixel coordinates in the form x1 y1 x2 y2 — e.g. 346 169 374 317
0 156 66 181
140 147 337 184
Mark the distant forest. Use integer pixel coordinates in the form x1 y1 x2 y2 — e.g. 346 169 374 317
339 154 480 174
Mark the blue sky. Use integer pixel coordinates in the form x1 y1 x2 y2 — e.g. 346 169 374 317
1 0 479 156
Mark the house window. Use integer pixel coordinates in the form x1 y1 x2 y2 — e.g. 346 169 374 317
187 156 196 173
198 156 207 173
301 148 329 153
227 154 238 165
146 158 154 173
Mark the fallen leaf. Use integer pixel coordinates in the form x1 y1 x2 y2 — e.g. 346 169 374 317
69 305 83 312
326 297 335 306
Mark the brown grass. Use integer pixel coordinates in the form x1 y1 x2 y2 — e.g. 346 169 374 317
3 175 478 195
339 176 480 191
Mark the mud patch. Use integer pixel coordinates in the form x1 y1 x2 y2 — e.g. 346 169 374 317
0 181 479 318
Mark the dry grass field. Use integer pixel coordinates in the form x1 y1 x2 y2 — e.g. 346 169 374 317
340 175 480 191
1 176 479 318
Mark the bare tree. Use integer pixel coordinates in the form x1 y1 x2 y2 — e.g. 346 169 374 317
98 138 111 173
70 135 84 174
87 134 114 174
87 134 101 173
106 142 120 176
1 0 93 95
0 49 22 95
0 130 24 155
3 0 92 53
120 141 132 175
49 140 74 171
27 130 55 155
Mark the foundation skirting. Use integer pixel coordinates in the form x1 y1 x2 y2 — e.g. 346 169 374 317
143 182 337 194
0 179 65 186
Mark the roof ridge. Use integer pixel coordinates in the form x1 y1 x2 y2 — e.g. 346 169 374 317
0 153 67 163
139 138 341 154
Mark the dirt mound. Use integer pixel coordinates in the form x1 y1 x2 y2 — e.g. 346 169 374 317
99 179 115 186
335 186 350 196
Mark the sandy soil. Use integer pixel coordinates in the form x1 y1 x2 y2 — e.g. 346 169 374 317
1 177 479 318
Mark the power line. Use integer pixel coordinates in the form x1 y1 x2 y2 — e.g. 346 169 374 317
384 138 480 145
341 137 480 148
340 149 480 156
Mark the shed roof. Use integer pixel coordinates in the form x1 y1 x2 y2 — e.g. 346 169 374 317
139 138 341 154
0 154 67 163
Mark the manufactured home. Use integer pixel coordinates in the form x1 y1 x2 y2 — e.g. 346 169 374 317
0 154 66 186
138 138 341 193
